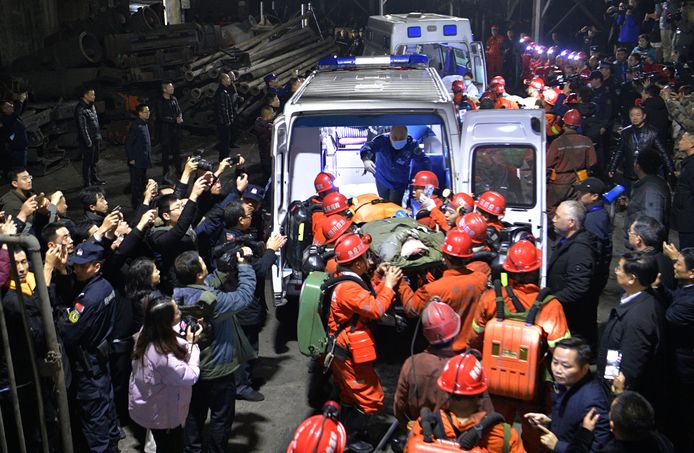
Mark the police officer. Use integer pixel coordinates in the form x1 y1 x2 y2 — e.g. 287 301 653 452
360 125 431 204
58 242 120 452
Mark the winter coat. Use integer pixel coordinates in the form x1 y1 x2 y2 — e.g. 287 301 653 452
584 201 612 280
641 96 671 140
550 373 613 453
625 174 670 233
74 100 101 148
671 153 694 232
1 101 28 151
128 337 200 429
665 284 694 384
172 265 256 379
359 134 431 191
214 84 237 126
596 291 668 412
125 118 152 169
609 124 674 180
617 13 641 43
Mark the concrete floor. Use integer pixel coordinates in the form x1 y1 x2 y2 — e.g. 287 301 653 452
12 128 629 452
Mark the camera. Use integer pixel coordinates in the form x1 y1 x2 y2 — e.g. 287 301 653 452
214 234 264 271
192 149 215 172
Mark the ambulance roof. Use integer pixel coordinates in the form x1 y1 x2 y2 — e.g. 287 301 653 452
370 13 470 24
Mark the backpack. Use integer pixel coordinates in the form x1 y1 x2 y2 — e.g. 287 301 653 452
297 271 373 360
482 280 554 401
405 408 511 453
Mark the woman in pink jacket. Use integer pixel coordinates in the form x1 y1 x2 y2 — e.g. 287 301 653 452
129 296 202 453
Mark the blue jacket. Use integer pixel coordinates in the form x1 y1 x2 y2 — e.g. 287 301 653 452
360 134 430 190
125 118 152 169
550 373 612 453
617 14 640 43
173 265 256 380
584 201 612 277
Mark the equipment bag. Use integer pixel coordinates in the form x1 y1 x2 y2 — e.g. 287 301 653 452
350 193 410 223
482 281 554 401
297 271 373 359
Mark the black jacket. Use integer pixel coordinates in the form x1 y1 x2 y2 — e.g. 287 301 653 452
575 102 603 142
74 100 101 148
590 85 614 129
214 84 237 126
625 174 670 234
665 284 694 384
1 100 28 151
155 95 182 144
671 153 694 232
597 290 667 411
125 118 152 169
609 124 674 179
566 428 674 453
641 95 671 140
584 201 612 278
547 229 598 337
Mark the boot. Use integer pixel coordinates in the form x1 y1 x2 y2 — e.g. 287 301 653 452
340 405 375 450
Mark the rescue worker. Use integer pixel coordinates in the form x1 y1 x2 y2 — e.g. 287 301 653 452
286 401 347 453
409 170 448 231
309 172 340 244
476 191 507 232
360 125 431 204
546 109 598 211
314 191 352 245
491 82 520 109
442 192 475 230
457 212 494 275
543 89 563 143
320 214 355 275
57 242 121 452
396 229 489 352
406 353 526 453
327 233 403 436
469 240 571 453
486 25 506 80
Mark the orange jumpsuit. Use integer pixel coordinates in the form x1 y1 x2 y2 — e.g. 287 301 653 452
415 196 449 232
308 196 328 244
328 272 395 414
496 96 519 110
486 35 506 79
406 410 526 453
487 218 505 232
397 267 488 352
469 282 570 453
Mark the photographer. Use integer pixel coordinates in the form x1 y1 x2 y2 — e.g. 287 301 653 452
216 200 287 401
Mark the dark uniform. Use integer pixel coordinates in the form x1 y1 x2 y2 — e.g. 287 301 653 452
58 244 120 452
155 95 183 178
75 99 102 186
214 83 239 161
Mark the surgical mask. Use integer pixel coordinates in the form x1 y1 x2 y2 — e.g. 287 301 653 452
390 137 408 150
464 79 472 87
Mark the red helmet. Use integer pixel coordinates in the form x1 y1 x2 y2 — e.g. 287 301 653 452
452 80 465 94
476 191 506 217
441 229 473 258
528 77 545 91
412 170 439 189
456 212 488 244
543 88 559 106
321 215 353 244
437 353 488 396
286 401 347 453
563 92 579 105
314 172 336 194
448 192 474 213
491 83 505 95
576 51 588 61
491 75 506 86
322 192 349 216
502 240 542 273
422 297 461 345
563 109 582 127
334 233 370 264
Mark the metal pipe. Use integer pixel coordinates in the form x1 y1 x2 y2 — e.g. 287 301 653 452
300 4 306 28
242 38 330 80
0 235 73 453
7 246 49 453
0 402 8 453
236 12 311 51
260 1 264 23
0 270 27 452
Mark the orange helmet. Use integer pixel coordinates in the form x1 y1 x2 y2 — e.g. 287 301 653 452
314 172 336 194
286 401 346 453
321 215 353 244
563 92 579 105
334 233 370 264
441 229 474 258
322 192 349 216
452 80 465 94
447 192 474 214
422 297 461 345
528 77 545 91
502 240 542 273
437 353 488 396
491 83 505 95
456 212 488 244
543 88 559 106
412 170 439 189
563 109 582 127
491 75 506 86
476 191 506 217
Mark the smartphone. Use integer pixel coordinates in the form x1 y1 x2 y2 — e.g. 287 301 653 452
229 155 241 165
35 192 46 206
111 205 122 213
604 349 622 380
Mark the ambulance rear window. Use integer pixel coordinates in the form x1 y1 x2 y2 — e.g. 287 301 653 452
443 25 457 36
407 26 422 38
472 145 536 208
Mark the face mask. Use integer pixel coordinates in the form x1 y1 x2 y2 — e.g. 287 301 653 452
390 137 408 150
464 79 472 87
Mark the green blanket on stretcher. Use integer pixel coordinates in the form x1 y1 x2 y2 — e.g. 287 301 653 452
360 217 445 269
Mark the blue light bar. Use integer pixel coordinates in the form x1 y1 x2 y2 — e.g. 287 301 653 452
318 54 429 68
443 24 457 36
407 26 422 38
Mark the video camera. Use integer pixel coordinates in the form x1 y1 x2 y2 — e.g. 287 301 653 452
214 233 265 271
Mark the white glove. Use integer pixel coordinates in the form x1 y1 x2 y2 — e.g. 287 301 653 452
363 160 376 175
419 194 437 211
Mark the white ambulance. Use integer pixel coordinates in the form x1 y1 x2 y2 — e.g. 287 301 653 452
270 56 545 305
362 13 487 92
